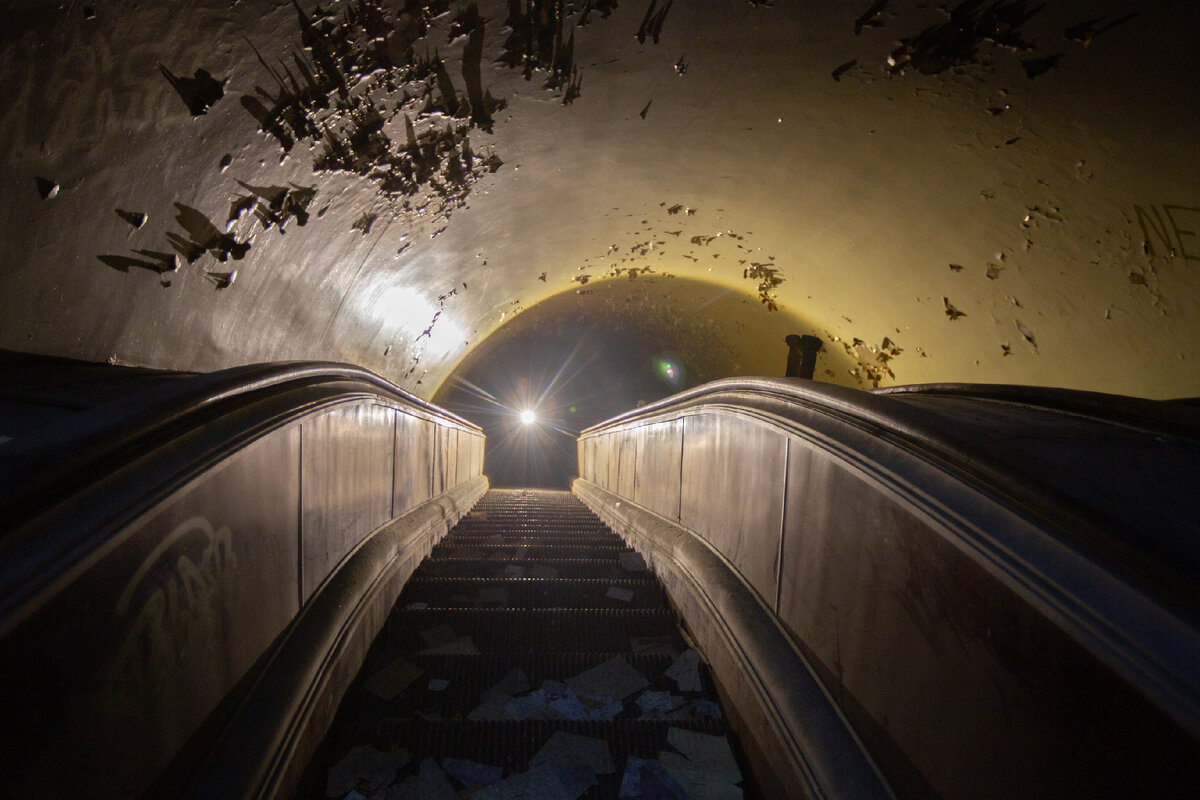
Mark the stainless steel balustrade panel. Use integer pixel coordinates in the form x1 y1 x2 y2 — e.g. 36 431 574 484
3 427 302 798
632 419 684 520
394 411 435 516
777 436 1194 800
434 425 454 495
680 412 786 609
301 403 395 600
617 430 638 498
456 428 474 486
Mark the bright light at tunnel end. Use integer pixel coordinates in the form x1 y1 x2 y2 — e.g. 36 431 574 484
520 409 537 425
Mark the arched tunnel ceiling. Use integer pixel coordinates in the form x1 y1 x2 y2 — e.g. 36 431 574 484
2 0 1198 403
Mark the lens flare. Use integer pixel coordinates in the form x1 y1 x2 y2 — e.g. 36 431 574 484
520 409 537 425
652 354 684 388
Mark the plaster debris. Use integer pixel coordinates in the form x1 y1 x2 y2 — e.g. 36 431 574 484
1065 12 1138 46
567 656 649 700
473 762 573 800
855 1 888 35
352 211 378 235
832 59 857 81
665 648 702 692
631 636 676 655
486 668 532 699
618 551 647 572
1022 52 1064 79
1015 319 1037 348
742 262 784 311
606 586 635 603
531 731 615 798
944 297 967 320
115 209 146 228
205 270 237 289
441 757 503 788
636 690 685 715
159 64 226 116
419 624 480 655
619 757 686 799
887 0 1044 77
637 0 675 45
34 177 58 199
325 744 409 797
364 656 422 700
668 727 742 784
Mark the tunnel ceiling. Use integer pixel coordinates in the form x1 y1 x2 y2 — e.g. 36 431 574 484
2 0 1198 403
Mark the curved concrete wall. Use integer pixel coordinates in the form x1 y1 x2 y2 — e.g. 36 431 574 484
0 392 485 798
575 380 1200 799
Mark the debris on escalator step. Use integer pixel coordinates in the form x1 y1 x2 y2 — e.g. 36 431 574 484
312 489 756 799
606 586 635 603
619 551 648 572
667 728 742 784
419 624 480 655
619 755 687 798
532 730 616 796
383 757 458 800
665 649 702 693
473 761 573 800
635 690 683 716
364 656 423 701
441 756 504 788
567 656 650 702
325 744 410 797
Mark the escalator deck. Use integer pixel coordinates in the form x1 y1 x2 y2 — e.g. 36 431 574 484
305 488 756 799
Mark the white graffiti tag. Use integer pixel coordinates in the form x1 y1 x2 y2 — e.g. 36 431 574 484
111 516 238 686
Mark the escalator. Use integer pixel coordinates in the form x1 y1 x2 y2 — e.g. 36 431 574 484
302 488 754 799
3 355 1198 799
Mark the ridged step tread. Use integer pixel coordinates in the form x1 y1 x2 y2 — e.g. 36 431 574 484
330 652 725 732
399 577 664 609
417 558 633 580
382 608 684 654
432 543 629 560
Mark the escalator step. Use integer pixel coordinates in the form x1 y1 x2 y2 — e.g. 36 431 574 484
432 543 628 559
419 558 632 580
384 608 683 654
381 717 727 764
399 577 664 609
305 489 756 800
445 534 621 546
331 652 726 737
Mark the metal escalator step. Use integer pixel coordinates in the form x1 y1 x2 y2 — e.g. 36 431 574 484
368 719 730 791
384 608 683 654
445 534 620 546
432 543 628 560
398 577 664 610
330 653 725 736
418 558 632 580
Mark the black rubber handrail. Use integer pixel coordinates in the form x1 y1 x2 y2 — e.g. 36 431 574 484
581 377 1200 623
577 377 1200 746
0 362 481 631
0 361 478 531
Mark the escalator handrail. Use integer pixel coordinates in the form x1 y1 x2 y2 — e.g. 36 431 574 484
0 361 479 627
577 376 1200 741
0 361 478 527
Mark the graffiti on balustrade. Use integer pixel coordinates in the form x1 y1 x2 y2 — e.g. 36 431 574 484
111 516 239 690
1135 204 1200 264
